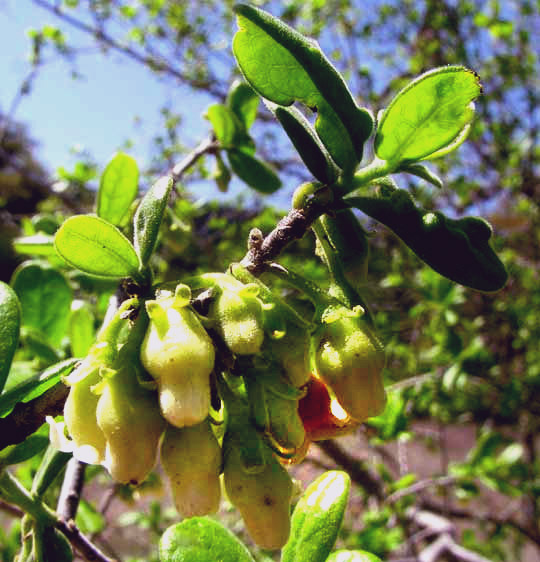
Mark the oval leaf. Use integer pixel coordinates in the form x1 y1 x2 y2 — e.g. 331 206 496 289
97 152 139 225
69 301 95 357
54 215 140 278
159 517 255 562
13 234 56 257
206 104 241 146
326 550 382 562
281 471 350 562
11 262 72 347
346 187 508 292
133 176 174 267
233 4 373 171
0 282 21 394
227 79 259 130
375 66 481 164
227 148 281 194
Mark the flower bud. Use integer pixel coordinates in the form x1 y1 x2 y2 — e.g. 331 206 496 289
161 418 222 517
96 367 165 485
209 278 264 355
63 354 107 464
268 322 311 388
312 306 386 422
224 443 293 550
140 286 215 427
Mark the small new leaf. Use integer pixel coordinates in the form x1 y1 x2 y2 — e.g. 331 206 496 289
55 215 140 278
233 4 373 171
375 66 481 165
97 152 139 225
134 176 174 267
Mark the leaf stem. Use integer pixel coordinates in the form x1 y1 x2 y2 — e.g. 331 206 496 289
345 158 392 194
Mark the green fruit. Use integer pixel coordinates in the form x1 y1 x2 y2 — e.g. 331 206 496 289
96 367 165 485
312 306 386 422
161 419 222 517
63 359 106 464
224 443 293 550
140 287 215 427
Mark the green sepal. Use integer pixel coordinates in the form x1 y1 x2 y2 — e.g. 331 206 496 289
133 175 174 268
159 517 255 562
227 148 282 194
0 281 21 394
233 3 373 171
271 104 338 184
97 151 139 226
281 471 351 562
346 187 508 292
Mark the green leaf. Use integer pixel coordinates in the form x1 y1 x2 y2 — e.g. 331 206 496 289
69 301 95 357
11 262 72 347
233 4 373 171
206 104 242 146
13 234 56 257
272 104 338 184
326 550 382 562
0 431 49 467
159 517 255 562
227 79 259 130
282 471 350 562
375 66 481 165
54 215 140 278
0 358 78 418
398 163 443 188
346 187 508 292
97 152 139 225
227 148 281 193
75 499 106 535
134 176 174 267
0 282 21 394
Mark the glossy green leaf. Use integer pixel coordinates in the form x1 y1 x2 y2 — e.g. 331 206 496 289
134 176 174 267
206 104 241 146
97 152 139 225
54 215 140 278
233 4 373 171
69 301 95 357
282 471 350 562
326 550 382 562
346 186 508 292
272 104 338 184
0 358 78 418
375 66 481 164
11 262 72 347
0 282 21 394
0 432 49 467
13 234 56 257
227 148 281 193
159 517 255 562
227 79 259 130
398 163 443 188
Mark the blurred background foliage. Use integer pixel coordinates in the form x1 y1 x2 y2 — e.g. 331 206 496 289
0 1 539 561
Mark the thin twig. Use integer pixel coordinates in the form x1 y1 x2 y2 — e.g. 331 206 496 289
56 457 86 522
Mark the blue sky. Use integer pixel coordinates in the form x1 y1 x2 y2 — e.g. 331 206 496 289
0 1 253 201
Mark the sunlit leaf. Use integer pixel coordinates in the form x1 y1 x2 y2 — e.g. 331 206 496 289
0 282 21 394
55 215 140 278
97 152 139 225
375 66 481 164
